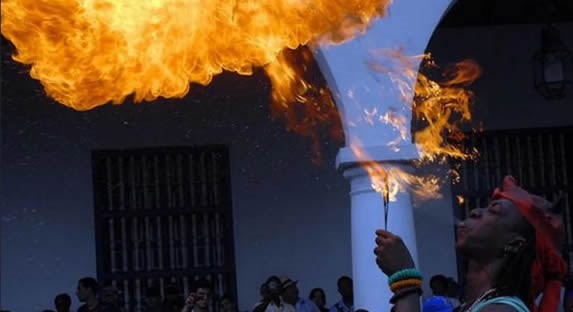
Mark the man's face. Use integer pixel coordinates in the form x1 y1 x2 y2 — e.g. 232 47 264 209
76 283 91 302
195 287 211 308
456 199 523 257
55 298 70 312
220 298 236 312
310 291 325 308
338 279 353 299
100 288 119 305
282 285 299 304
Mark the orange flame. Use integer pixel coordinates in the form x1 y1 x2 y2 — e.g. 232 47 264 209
1 0 390 110
350 50 482 201
265 47 343 163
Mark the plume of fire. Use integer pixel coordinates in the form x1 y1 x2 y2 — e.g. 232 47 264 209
2 0 482 204
1 0 390 110
353 50 482 202
264 47 344 163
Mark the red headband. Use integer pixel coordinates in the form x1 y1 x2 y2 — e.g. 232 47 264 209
491 176 561 244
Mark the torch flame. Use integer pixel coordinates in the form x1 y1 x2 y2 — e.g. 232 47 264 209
351 50 481 202
1 0 390 110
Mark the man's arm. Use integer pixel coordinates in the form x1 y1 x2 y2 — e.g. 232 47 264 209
392 292 420 312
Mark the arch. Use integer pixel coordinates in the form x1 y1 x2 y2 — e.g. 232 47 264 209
314 0 455 165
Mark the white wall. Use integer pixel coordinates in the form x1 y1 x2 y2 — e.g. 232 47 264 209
0 72 352 311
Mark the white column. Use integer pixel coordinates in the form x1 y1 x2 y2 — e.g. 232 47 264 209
314 0 453 310
342 162 418 311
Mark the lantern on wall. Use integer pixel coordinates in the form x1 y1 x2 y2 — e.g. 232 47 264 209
532 25 572 100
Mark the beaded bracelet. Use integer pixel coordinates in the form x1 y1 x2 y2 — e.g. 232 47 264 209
388 268 423 285
389 286 423 304
390 278 422 293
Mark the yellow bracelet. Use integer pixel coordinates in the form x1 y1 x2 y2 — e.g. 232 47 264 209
390 278 422 293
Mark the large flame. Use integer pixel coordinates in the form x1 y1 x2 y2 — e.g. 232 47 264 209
2 0 482 204
1 0 389 110
354 50 482 201
265 47 343 163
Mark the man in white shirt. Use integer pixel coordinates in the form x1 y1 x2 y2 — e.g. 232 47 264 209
253 276 295 312
280 277 320 312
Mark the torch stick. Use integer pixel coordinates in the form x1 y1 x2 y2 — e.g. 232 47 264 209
383 175 390 230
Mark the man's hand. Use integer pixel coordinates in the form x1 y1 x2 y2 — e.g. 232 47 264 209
374 229 415 276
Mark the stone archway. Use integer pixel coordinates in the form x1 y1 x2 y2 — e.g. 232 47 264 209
313 0 455 310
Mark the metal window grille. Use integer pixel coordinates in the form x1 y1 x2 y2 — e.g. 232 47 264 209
92 145 236 312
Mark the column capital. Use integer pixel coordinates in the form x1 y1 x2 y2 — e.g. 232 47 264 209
336 144 419 172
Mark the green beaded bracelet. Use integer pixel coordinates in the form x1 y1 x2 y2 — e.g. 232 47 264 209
388 268 423 285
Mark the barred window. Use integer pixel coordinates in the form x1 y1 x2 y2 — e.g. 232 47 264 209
92 146 236 312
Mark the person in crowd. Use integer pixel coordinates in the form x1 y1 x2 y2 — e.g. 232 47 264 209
309 288 329 312
329 276 353 312
163 284 185 312
280 277 320 312
253 276 294 312
219 294 238 312
182 279 212 312
446 278 461 308
145 286 164 312
100 286 122 312
77 277 101 312
423 275 453 312
374 176 552 311
54 293 72 312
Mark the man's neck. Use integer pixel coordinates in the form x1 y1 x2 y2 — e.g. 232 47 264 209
342 297 353 308
464 259 500 303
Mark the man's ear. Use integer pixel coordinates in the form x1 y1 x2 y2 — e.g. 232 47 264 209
503 236 526 255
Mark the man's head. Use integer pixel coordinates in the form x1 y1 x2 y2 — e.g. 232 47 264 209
145 286 162 308
191 279 212 309
429 275 448 296
446 278 459 298
54 293 71 312
100 286 121 306
164 284 184 308
280 277 299 305
337 276 353 301
219 294 237 312
309 288 326 308
456 177 549 302
455 198 532 260
264 276 283 298
76 277 99 303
